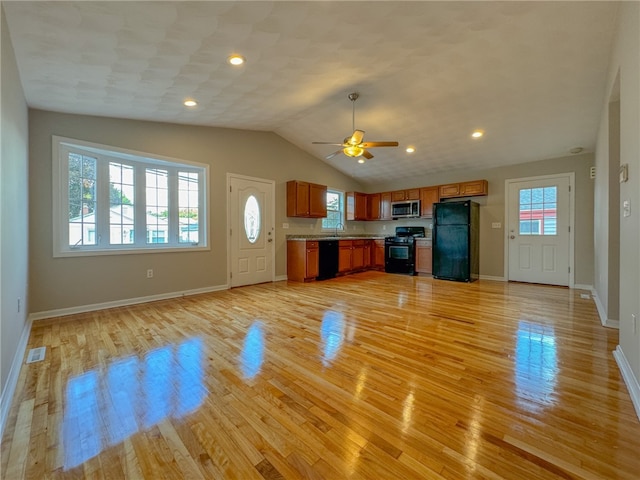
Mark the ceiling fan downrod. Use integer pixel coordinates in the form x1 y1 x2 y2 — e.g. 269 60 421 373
349 92 359 132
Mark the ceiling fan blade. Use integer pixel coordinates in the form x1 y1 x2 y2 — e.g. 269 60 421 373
362 149 374 159
361 141 399 148
312 142 346 146
348 130 365 145
325 149 344 160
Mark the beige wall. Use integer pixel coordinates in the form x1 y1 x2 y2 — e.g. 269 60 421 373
28 110 364 314
1 6 30 418
364 153 595 285
595 2 640 394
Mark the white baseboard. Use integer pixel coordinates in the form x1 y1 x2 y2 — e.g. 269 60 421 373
0 317 33 439
29 283 229 321
573 283 593 290
591 289 620 329
479 275 506 281
275 275 288 282
613 345 640 421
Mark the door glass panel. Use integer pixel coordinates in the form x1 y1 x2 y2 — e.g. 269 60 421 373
519 186 557 235
244 195 260 243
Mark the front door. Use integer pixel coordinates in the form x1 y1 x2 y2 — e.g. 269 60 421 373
507 174 572 286
228 174 275 287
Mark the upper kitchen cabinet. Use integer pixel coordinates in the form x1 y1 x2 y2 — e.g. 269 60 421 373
439 179 488 199
380 192 392 220
287 180 327 218
420 186 439 218
367 193 381 220
346 192 368 220
391 188 420 202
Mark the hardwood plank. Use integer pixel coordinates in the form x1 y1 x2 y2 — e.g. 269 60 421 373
1 273 639 479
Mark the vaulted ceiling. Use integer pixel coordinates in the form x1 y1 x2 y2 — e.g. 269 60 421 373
3 1 619 185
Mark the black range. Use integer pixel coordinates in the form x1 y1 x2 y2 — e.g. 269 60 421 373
385 226 426 275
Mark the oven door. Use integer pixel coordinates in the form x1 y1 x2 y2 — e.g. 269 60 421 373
385 239 416 274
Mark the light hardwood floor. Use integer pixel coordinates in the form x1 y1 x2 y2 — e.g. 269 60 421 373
2 272 639 479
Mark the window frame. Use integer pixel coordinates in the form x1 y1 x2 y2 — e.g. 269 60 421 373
52 136 209 257
321 188 345 232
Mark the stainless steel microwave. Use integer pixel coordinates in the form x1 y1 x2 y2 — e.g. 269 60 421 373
391 200 421 218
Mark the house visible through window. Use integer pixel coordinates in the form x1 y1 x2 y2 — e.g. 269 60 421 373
322 189 344 231
53 136 208 256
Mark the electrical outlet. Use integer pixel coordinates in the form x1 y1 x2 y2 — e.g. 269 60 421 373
147 269 154 278
282 223 289 229
492 222 501 229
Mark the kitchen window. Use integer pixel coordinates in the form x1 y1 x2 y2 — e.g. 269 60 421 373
52 136 208 257
322 189 344 231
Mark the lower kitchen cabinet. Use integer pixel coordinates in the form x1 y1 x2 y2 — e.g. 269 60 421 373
287 240 319 281
415 241 432 274
373 239 385 269
363 240 372 268
352 240 365 270
338 240 353 273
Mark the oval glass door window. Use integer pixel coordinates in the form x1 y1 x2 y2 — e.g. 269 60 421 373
244 195 260 243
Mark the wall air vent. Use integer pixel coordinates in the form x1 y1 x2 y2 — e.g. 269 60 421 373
26 347 46 363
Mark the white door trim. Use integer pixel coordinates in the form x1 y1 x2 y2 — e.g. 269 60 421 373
503 172 575 287
226 173 276 286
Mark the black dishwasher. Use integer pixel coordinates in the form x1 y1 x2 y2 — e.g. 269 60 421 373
317 240 339 280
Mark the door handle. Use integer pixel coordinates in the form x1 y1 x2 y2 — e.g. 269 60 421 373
510 235 515 239
268 238 273 242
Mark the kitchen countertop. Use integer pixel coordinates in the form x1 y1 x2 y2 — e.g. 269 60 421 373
286 235 387 241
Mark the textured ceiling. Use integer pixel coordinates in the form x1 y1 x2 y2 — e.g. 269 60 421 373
3 1 619 186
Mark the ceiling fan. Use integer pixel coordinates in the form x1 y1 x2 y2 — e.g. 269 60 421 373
312 92 399 162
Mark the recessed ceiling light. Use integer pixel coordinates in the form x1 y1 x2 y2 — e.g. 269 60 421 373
406 146 415 153
358 158 365 164
228 55 245 66
183 99 197 107
471 130 484 138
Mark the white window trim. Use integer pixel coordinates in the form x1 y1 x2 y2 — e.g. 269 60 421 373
52 136 210 257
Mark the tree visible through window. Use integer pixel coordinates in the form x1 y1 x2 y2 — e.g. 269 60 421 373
322 190 344 231
54 136 208 256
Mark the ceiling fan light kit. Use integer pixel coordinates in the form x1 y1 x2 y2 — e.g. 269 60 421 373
312 92 399 161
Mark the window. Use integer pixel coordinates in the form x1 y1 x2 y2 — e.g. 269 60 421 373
53 136 208 256
322 189 344 231
518 186 557 236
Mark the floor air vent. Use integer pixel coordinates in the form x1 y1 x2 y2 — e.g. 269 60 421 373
26 347 46 363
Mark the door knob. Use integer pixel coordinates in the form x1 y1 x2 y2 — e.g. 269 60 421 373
510 235 515 239
268 238 273 242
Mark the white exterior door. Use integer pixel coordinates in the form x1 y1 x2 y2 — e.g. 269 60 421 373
228 174 275 287
507 174 573 286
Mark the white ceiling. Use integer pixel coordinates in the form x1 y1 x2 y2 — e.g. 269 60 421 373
3 1 619 186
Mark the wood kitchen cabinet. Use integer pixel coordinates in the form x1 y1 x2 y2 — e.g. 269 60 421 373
346 192 368 220
338 240 353 273
287 240 319 281
391 188 420 202
415 240 432 274
372 239 385 269
439 179 488 199
363 240 372 268
367 193 381 220
286 180 327 218
380 192 392 220
420 186 439 218
352 240 365 270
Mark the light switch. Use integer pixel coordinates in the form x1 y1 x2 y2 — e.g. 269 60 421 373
623 200 631 218
492 222 501 229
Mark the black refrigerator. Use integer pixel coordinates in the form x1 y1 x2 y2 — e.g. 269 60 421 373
432 200 479 282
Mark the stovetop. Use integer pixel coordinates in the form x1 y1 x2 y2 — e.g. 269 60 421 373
386 226 426 241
